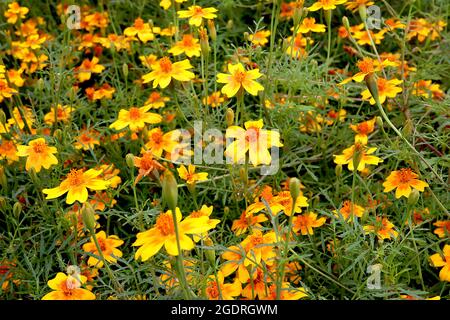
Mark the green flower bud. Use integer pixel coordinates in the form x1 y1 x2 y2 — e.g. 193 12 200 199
407 189 420 207
225 108 234 127
126 153 135 169
289 178 301 200
162 171 178 211
13 202 22 219
204 237 216 267
122 63 129 79
342 16 350 31
82 203 96 232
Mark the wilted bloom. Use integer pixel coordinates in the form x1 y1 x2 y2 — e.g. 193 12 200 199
16 138 58 172
110 106 162 132
429 245 450 282
133 151 165 184
225 119 282 166
177 6 218 27
382 168 429 199
217 63 264 97
42 273 95 300
142 57 195 89
43 169 110 204
82 231 124 268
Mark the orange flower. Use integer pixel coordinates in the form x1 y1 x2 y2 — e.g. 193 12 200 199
76 57 105 82
0 140 19 163
16 138 58 172
82 231 124 268
353 29 386 46
41 273 95 300
217 63 264 98
333 200 365 220
298 17 326 33
241 267 272 299
4 2 29 24
0 79 18 103
177 5 218 27
363 217 398 240
285 33 313 59
169 34 201 57
143 127 181 157
333 143 382 171
345 0 374 12
361 77 403 105
433 221 450 239
74 129 101 151
43 169 110 204
144 92 170 109
339 58 396 85
124 18 154 43
349 118 376 144
221 245 250 283
429 245 450 282
44 104 75 124
109 106 162 132
241 230 276 267
205 271 241 300
133 151 165 184
292 212 326 235
142 57 195 89
203 91 225 107
383 168 429 199
231 211 268 236
248 30 271 46
309 0 348 11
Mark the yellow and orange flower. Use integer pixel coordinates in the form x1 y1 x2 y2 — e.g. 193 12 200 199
109 106 162 132
349 118 376 145
298 17 326 33
382 168 429 199
144 92 170 109
231 211 268 236
217 63 264 98
82 231 124 268
143 127 181 158
363 217 398 240
177 5 218 27
142 57 195 89
41 272 95 300
433 221 450 239
177 164 208 185
333 143 382 172
43 169 110 204
76 57 105 82
309 0 348 11
16 138 58 172
169 34 201 57
292 212 326 235
248 30 271 46
4 2 29 24
333 200 365 220
429 245 450 282
205 271 242 300
44 104 75 124
133 151 165 184
124 18 154 43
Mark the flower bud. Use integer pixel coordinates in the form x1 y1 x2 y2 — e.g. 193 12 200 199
0 166 7 189
407 189 420 207
335 164 342 177
13 202 22 219
401 119 413 138
207 20 217 42
0 110 6 126
53 129 63 141
162 171 178 211
204 237 216 267
375 116 383 128
358 4 367 24
82 203 96 232
342 16 350 31
226 20 234 30
225 108 234 127
239 167 248 186
0 197 6 212
126 153 135 169
324 10 332 26
29 167 39 184
122 63 129 79
365 74 380 105
289 178 301 200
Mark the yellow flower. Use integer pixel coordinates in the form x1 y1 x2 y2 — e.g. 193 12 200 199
205 271 242 300
82 231 124 268
345 0 374 12
349 118 376 145
142 127 181 157
353 29 386 46
142 57 195 89
361 77 403 105
124 18 154 43
109 106 162 132
133 208 216 261
217 63 264 97
0 79 18 103
177 164 208 185
203 91 225 107
43 169 110 204
429 245 450 282
169 34 201 57
144 92 170 109
433 221 450 239
74 129 101 151
382 168 429 199
248 30 271 46
42 273 95 300
44 104 75 124
4 2 29 24
0 140 19 163
160 0 187 10
241 230 277 268
76 57 105 82
186 205 221 242
16 138 58 172
285 33 313 59
298 17 326 33
292 212 326 235
309 0 348 11
363 217 398 240
231 211 268 236
177 5 218 27
333 200 365 220
333 143 382 171
225 119 283 166
339 58 396 85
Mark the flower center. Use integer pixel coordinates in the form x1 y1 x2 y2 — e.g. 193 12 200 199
194 7 204 15
190 210 203 218
151 132 163 145
135 18 144 29
182 35 193 46
206 281 220 299
245 127 260 143
32 141 46 153
159 57 173 73
129 107 141 120
234 71 247 83
357 122 369 134
251 235 263 246
156 213 175 236
357 59 374 74
67 169 84 187
398 168 413 183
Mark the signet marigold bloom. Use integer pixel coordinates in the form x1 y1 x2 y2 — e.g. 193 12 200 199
261 282 308 300
339 58 396 85
433 221 450 239
160 0 187 10
333 200 365 220
203 91 225 107
309 0 348 11
169 34 201 57
109 106 162 132
345 0 374 12
74 129 101 151
429 245 450 282
124 18 154 43
241 229 277 267
248 30 271 46
186 205 220 242
333 143 382 172
44 104 75 124
177 5 218 27
142 57 195 89
363 217 398 240
231 210 268 236
349 118 376 144
361 77 403 104
16 138 58 172
217 63 264 97
382 168 429 199
42 272 95 300
241 267 272 299
225 119 282 167
43 169 110 204
76 57 105 82
221 245 251 283
133 208 216 261
82 231 124 268
298 17 326 33
133 151 165 184
144 91 170 109
292 212 326 235
205 271 242 300
0 79 18 103
177 164 208 185
0 140 19 163
142 128 181 157
4 2 29 24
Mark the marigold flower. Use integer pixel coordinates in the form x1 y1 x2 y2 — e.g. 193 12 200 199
363 217 398 240
333 143 382 172
309 0 348 11
349 118 376 144
4 2 29 24
241 267 272 299
44 104 75 124
261 282 308 300
241 229 276 267
124 18 154 43
74 129 101 151
82 231 124 268
76 57 105 82
0 80 18 103
292 212 326 235
110 106 162 132
143 127 181 158
225 119 282 166
353 29 386 46
133 208 216 261
42 273 95 300
177 164 208 185
16 138 58 172
333 200 365 220
382 168 429 199
361 77 403 105
160 0 187 10
169 34 201 57
248 30 271 46
43 169 110 204
231 211 268 236
205 271 242 300
285 33 313 59
142 57 195 89
345 0 374 11
339 58 396 85
177 5 218 27
144 92 170 109
0 140 19 163
433 221 450 239
186 205 220 241
221 245 250 283
133 151 165 184
203 91 224 107
429 245 450 282
298 17 326 33
217 63 264 98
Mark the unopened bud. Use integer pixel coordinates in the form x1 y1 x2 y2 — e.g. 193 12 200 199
0 110 6 126
207 20 217 42
352 147 362 172
342 16 350 31
29 167 39 184
0 197 6 212
0 166 7 189
226 20 234 30
13 202 22 218
365 74 380 105
225 108 234 127
375 116 383 128
289 178 301 200
401 119 413 138
162 171 178 210
53 129 63 141
335 164 342 177
224 206 230 216
407 188 420 207
358 5 367 24
81 202 96 232
324 9 332 26
122 63 129 79
126 153 135 169
239 167 248 186
204 237 216 267
36 78 44 91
